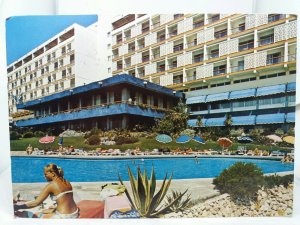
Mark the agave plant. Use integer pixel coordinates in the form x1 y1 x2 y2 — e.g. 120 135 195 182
165 190 191 213
119 166 188 218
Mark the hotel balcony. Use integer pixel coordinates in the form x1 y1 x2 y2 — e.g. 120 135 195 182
268 14 285 23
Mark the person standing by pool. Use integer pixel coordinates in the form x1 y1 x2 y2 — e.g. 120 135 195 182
14 163 79 218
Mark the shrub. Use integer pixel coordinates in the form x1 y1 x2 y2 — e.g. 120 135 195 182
287 127 295 136
229 128 244 137
34 131 45 137
10 131 22 140
87 134 100 145
180 129 195 137
22 132 34 138
213 162 264 203
275 128 284 136
114 136 138 145
264 174 294 188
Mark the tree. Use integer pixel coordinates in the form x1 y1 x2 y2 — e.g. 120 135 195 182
196 115 203 127
224 114 232 127
154 101 189 136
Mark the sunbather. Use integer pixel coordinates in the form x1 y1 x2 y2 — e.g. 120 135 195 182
14 163 79 218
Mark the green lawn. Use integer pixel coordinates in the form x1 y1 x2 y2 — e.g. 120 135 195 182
10 136 290 153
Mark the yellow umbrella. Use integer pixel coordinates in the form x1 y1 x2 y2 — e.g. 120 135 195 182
283 136 295 144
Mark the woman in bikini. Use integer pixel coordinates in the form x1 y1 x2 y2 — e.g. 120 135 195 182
14 163 79 218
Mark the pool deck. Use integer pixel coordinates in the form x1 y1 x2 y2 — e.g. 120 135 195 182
11 151 285 161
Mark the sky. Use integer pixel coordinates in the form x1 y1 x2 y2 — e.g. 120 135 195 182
6 15 98 65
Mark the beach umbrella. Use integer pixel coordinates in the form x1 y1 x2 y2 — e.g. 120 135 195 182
217 137 232 148
175 135 192 143
283 136 295 145
39 135 55 144
266 134 282 143
192 135 205 144
58 136 64 145
155 134 172 143
237 136 253 143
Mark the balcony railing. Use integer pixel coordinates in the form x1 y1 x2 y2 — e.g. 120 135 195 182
213 68 226 76
266 55 283 65
142 56 150 62
157 35 166 42
288 54 296 61
124 35 131 40
138 71 145 77
128 47 135 53
208 52 219 59
258 36 274 46
142 26 150 33
268 14 285 23
152 21 161 29
138 44 145 50
186 40 197 48
152 53 160 59
168 30 178 38
207 15 220 24
214 30 227 39
113 54 119 59
231 24 246 34
117 65 123 70
193 21 205 29
187 74 196 81
157 66 166 72
174 14 184 20
173 44 184 52
173 78 183 84
168 63 177 69
230 65 245 72
124 63 131 68
193 56 204 63
238 41 254 51
117 38 122 44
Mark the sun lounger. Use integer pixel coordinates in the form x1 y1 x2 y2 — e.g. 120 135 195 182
104 195 132 218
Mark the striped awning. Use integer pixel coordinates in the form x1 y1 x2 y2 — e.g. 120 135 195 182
186 95 207 104
232 115 256 125
229 88 256 100
256 113 285 124
256 84 286 97
206 92 229 102
286 82 296 92
286 112 295 123
205 117 226 127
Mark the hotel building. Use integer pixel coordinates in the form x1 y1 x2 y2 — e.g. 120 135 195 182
16 74 182 131
7 22 100 121
110 14 297 130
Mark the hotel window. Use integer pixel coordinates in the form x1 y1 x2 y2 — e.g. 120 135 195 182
70 78 75 87
116 33 122 44
35 61 38 68
52 52 56 59
47 54 51 62
55 84 59 91
52 74 56 81
67 43 71 51
39 59 43 66
54 61 58 69
41 68 45 75
62 69 66 78
48 76 51 83
67 68 72 75
59 59 64 67
62 46 66 54
70 54 75 64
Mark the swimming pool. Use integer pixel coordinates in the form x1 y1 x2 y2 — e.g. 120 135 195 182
11 156 294 183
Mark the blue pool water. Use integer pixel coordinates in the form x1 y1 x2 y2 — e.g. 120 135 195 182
11 156 294 183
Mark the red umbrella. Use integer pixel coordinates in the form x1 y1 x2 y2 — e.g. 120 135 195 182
39 136 55 144
217 137 233 150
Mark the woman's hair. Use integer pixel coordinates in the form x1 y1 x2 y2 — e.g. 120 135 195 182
44 163 64 178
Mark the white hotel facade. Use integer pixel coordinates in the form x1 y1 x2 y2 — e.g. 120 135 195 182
110 14 297 130
7 22 100 120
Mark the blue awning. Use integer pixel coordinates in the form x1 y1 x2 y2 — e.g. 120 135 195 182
287 82 296 92
186 95 207 104
229 89 256 100
256 84 286 97
256 113 285 124
232 115 256 125
286 112 295 123
187 119 207 127
206 92 229 102
205 117 226 127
